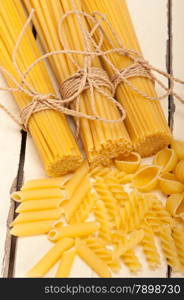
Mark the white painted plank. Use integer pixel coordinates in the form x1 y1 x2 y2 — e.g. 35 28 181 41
0 73 22 277
172 0 184 140
171 0 184 278
13 0 173 278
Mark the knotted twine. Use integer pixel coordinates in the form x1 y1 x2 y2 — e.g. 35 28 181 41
0 6 184 133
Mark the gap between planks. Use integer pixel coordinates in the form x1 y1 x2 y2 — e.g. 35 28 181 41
166 0 174 279
2 130 27 278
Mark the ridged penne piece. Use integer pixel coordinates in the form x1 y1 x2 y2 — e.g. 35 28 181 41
65 161 89 198
26 238 74 277
16 198 63 213
158 225 182 272
21 175 71 191
172 222 184 268
56 248 76 278
70 192 97 224
10 220 55 237
85 238 120 271
11 188 66 202
140 222 160 269
10 208 63 226
48 222 100 241
63 174 91 222
76 239 111 278
94 200 112 243
121 250 142 273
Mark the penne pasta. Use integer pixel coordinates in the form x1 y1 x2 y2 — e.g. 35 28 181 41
63 175 91 221
75 239 111 278
16 198 63 213
56 249 76 278
10 220 55 236
21 175 71 191
26 238 74 277
48 222 100 242
65 161 89 198
10 208 63 226
11 188 66 202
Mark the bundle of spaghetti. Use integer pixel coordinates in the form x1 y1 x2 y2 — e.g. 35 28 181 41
140 221 160 269
146 196 174 232
85 237 120 271
23 0 132 166
0 0 82 176
121 250 142 273
93 176 120 229
120 191 150 233
83 0 171 157
70 191 97 224
172 222 184 268
158 225 182 272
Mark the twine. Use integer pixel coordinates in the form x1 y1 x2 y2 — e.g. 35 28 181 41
0 4 184 133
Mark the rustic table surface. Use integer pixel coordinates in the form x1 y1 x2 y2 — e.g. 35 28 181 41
0 0 183 278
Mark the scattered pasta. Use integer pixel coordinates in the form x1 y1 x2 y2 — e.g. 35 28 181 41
115 152 141 174
154 148 178 173
158 173 184 195
9 143 184 277
132 165 161 192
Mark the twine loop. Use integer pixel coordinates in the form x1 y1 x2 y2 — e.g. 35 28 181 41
112 62 153 90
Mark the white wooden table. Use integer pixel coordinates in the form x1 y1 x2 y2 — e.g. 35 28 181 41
0 0 184 278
